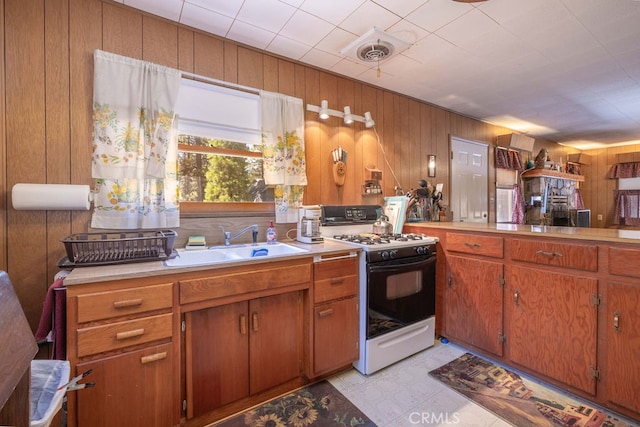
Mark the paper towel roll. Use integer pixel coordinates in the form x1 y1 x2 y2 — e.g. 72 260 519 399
12 183 92 210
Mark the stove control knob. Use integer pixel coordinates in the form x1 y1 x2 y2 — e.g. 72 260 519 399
389 250 398 259
416 246 426 255
380 251 390 260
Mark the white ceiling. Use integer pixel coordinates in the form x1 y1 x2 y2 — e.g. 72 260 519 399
119 0 640 150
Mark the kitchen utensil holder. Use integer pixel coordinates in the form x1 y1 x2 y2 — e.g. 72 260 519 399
333 161 346 186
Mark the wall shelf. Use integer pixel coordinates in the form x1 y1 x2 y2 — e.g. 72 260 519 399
522 168 584 182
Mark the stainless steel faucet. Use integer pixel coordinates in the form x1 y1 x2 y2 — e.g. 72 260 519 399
221 224 259 246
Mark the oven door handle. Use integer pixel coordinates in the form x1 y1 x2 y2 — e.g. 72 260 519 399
368 256 435 273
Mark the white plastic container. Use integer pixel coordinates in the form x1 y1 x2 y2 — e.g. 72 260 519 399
30 360 70 427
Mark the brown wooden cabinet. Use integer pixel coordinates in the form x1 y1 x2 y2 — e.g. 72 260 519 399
446 254 504 357
604 246 640 414
66 279 178 427
185 291 302 418
75 343 174 427
506 265 598 395
310 253 359 377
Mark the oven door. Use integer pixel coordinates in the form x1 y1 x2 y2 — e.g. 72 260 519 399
366 254 436 339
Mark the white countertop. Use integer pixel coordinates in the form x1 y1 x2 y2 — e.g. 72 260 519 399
404 221 640 244
64 239 359 286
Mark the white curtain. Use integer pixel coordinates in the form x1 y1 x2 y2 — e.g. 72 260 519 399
260 91 307 223
91 50 181 229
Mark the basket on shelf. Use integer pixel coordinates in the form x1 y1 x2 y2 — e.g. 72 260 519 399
60 229 177 267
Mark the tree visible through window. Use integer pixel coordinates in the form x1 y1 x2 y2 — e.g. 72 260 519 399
178 135 273 203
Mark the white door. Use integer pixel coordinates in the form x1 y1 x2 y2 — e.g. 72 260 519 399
450 136 488 222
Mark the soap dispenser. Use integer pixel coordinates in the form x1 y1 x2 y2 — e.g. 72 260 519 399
266 220 277 244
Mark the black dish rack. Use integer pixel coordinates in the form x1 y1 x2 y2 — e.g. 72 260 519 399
59 229 177 267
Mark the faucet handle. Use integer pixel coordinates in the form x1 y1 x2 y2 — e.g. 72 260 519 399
252 228 258 245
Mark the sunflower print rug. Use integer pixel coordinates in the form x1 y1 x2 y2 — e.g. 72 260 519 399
214 380 376 427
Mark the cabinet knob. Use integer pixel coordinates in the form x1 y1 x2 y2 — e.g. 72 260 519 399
613 311 621 333
141 352 167 364
240 315 247 335
318 308 334 318
113 298 143 309
252 312 259 332
116 328 145 340
514 289 520 306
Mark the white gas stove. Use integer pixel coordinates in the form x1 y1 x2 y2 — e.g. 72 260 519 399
319 205 438 375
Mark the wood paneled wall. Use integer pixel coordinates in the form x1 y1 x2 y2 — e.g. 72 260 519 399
1 0 568 329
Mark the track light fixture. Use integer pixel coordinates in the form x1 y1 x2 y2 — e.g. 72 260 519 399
319 100 329 120
343 106 354 124
306 102 375 128
364 111 375 128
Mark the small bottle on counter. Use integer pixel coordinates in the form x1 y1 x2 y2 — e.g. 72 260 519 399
266 220 277 244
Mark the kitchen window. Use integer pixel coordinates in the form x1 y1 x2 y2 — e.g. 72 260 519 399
175 77 273 214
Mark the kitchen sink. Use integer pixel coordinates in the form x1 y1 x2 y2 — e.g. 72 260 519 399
164 242 309 267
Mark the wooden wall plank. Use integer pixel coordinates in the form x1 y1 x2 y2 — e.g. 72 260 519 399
0 0 6 271
69 0 100 238
5 0 47 328
222 40 237 83
263 55 278 92
237 47 263 89
102 2 142 58
142 15 178 68
194 33 223 79
178 27 194 73
303 67 321 204
44 0 72 286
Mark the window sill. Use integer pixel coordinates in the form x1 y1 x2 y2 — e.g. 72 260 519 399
180 202 275 218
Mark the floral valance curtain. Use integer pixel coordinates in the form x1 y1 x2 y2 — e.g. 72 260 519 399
608 162 640 179
260 91 307 223
495 147 524 171
91 50 181 229
613 190 640 226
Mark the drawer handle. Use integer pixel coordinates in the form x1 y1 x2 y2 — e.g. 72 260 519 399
240 315 247 335
329 278 345 285
464 242 481 248
113 299 143 309
318 308 334 318
141 352 167 364
535 250 562 258
252 312 259 333
613 311 621 333
116 328 145 340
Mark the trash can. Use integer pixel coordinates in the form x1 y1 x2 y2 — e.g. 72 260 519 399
30 360 70 427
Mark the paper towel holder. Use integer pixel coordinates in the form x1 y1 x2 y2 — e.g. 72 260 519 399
11 183 95 211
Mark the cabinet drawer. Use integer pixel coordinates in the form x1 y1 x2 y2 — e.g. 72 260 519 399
77 283 173 323
179 260 312 305
446 232 503 258
609 246 640 279
77 313 173 358
314 256 358 304
510 238 597 271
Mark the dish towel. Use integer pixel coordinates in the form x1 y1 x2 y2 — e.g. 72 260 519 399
35 277 67 360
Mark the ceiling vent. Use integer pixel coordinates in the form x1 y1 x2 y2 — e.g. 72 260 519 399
340 27 411 64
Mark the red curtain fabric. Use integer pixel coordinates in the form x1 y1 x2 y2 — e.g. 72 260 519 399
613 190 640 226
608 162 640 178
495 148 524 171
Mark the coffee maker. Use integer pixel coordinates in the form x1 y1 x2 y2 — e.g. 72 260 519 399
296 205 323 244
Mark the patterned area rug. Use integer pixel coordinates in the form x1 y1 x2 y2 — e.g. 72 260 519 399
213 381 376 427
429 352 638 427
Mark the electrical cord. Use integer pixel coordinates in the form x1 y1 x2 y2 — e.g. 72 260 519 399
372 125 403 195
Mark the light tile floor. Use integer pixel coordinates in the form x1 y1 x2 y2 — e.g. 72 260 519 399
328 340 639 427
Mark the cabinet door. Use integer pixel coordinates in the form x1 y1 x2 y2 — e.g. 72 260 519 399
605 281 640 413
76 343 174 427
313 297 359 375
446 255 504 356
249 291 302 394
186 301 249 417
506 266 597 395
